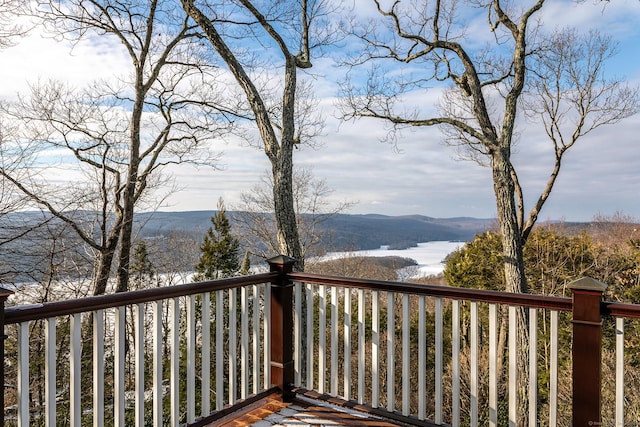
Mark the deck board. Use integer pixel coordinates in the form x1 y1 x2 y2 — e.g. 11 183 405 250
202 395 403 426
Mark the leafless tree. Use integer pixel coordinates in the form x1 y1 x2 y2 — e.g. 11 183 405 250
1 0 234 294
0 118 34 227
181 0 337 270
338 0 639 422
0 117 59 286
234 166 352 262
0 0 28 49
339 0 638 299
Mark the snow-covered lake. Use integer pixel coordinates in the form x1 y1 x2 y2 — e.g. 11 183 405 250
323 241 465 277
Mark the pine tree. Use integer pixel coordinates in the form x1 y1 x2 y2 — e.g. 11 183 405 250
194 198 241 281
239 249 251 276
130 240 155 289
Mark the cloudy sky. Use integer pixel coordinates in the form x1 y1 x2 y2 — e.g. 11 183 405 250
1 0 640 222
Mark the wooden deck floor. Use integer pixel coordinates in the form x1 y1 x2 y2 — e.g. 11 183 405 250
204 394 405 427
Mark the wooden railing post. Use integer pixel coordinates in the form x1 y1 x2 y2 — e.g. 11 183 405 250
0 287 14 427
267 255 296 401
569 277 607 427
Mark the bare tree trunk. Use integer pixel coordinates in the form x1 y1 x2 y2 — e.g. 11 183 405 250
94 220 122 295
497 310 508 385
272 56 304 270
181 0 306 270
115 44 147 293
94 248 116 296
272 150 303 267
116 189 135 293
493 148 530 425
492 150 527 294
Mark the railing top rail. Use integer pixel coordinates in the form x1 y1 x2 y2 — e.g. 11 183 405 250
4 272 277 324
602 301 640 319
9 268 640 325
288 272 573 311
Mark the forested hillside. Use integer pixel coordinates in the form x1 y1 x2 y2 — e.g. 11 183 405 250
137 211 494 251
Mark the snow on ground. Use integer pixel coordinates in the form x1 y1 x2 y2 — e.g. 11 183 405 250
322 241 465 278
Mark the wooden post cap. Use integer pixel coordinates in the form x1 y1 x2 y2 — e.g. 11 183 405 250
266 255 297 266
567 277 607 292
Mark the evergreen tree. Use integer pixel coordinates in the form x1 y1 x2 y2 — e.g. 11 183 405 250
194 198 241 281
130 240 155 289
444 227 602 296
239 249 251 276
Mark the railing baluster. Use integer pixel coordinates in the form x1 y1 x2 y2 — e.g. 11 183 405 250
307 283 314 390
319 284 326 394
17 321 29 427
153 300 163 426
549 309 558 426
216 290 224 411
170 298 180 427
187 295 196 423
529 307 537 427
451 299 460 426
343 287 351 400
114 307 125 427
508 305 517 427
470 301 478 426
241 286 249 400
418 295 426 420
202 292 211 416
358 288 365 405
135 304 145 427
372 290 380 409
616 317 625 425
70 314 81 426
229 288 237 404
489 303 498 427
387 292 395 413
331 286 339 396
402 293 409 416
254 284 261 394
45 317 56 426
435 297 443 424
93 310 105 427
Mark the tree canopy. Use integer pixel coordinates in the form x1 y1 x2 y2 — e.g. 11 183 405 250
445 224 640 302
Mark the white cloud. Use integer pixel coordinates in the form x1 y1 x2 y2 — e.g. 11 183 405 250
1 2 639 222
538 1 640 35
0 28 130 99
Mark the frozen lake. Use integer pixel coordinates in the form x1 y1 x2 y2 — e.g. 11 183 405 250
323 241 465 277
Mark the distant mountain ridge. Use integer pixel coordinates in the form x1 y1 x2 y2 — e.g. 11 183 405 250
313 213 493 250
137 211 495 251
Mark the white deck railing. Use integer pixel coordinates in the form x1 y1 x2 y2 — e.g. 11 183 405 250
2 274 275 427
292 282 572 426
2 262 640 426
286 272 640 427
